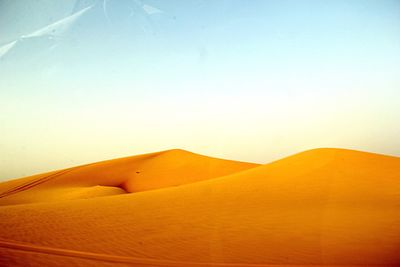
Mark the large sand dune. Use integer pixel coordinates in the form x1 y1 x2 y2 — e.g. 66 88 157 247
0 149 258 205
0 148 399 266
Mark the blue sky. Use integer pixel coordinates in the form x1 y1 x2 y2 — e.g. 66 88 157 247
0 0 399 180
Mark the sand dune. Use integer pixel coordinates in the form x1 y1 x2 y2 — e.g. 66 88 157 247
0 148 399 266
0 149 258 205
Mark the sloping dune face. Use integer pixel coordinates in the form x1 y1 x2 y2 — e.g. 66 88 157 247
0 148 399 266
0 149 258 205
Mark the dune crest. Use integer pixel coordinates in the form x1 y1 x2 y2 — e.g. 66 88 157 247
0 149 258 205
0 148 399 266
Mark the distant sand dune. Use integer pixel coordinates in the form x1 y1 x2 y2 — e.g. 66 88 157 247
0 148 399 266
0 149 258 205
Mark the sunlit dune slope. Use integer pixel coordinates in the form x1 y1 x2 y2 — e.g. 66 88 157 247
0 149 259 205
0 148 399 266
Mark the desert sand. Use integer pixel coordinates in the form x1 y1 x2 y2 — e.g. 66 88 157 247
0 148 399 266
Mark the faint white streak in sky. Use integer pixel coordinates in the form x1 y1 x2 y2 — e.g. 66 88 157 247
132 0 163 15
21 5 93 39
0 1 164 60
102 0 111 23
0 40 17 59
142 4 162 15
0 5 93 60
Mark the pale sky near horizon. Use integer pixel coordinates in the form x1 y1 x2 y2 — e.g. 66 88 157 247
0 0 399 180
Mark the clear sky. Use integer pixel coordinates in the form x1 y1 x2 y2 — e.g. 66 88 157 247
0 0 399 180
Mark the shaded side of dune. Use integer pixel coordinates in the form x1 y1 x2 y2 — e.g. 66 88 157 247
0 148 399 265
0 149 259 205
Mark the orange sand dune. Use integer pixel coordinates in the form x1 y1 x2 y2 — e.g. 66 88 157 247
0 148 399 266
0 149 258 205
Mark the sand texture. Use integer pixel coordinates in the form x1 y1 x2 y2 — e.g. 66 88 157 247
0 148 399 266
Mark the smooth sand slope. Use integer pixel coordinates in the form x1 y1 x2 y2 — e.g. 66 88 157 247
0 148 399 266
0 149 258 205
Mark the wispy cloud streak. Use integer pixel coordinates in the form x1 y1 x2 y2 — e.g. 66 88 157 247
0 5 93 59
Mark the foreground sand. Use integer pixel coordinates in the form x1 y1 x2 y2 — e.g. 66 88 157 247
0 148 399 266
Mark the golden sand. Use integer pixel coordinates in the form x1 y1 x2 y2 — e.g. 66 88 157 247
0 148 399 266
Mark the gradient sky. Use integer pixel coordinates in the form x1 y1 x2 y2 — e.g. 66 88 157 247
1 0 399 180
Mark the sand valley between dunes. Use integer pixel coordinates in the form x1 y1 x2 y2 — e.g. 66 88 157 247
0 148 399 266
